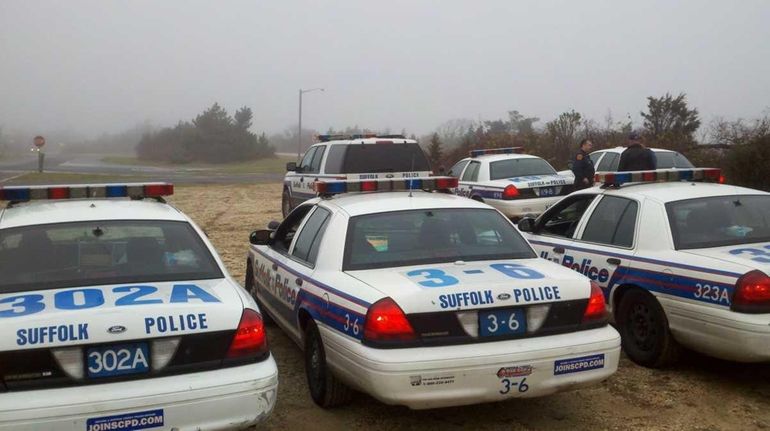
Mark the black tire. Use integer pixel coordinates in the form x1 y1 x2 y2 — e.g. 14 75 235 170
245 260 274 325
304 320 353 408
281 189 293 218
617 288 681 368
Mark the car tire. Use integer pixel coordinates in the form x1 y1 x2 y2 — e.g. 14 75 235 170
245 260 274 325
281 189 292 218
617 288 681 368
304 320 353 408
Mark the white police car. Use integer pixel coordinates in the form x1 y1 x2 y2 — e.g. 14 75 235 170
282 134 432 216
517 168 770 366
446 147 575 219
246 177 620 410
0 183 277 431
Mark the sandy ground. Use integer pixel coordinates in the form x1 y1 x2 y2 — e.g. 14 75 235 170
170 183 770 431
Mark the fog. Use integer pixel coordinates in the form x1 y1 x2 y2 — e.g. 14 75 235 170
1 0 769 141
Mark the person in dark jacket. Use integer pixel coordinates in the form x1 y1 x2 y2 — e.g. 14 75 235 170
571 139 595 189
618 131 656 171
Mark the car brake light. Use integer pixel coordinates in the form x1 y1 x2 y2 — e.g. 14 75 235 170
226 309 268 359
363 297 417 345
502 184 519 199
719 175 726 184
582 282 607 323
731 270 770 313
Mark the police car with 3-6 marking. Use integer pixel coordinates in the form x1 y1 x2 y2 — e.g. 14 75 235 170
246 176 620 410
0 184 277 431
446 147 575 220
517 168 770 367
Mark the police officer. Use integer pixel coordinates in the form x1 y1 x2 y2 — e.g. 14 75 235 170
618 131 656 171
571 138 595 190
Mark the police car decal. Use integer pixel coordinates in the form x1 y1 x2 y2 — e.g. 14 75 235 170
553 354 605 375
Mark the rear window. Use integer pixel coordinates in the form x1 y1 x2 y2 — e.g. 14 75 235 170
654 151 695 169
489 158 556 180
343 208 536 270
324 143 431 174
667 195 770 249
0 220 223 293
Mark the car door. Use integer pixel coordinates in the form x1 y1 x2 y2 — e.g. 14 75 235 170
460 160 482 199
570 195 640 302
525 193 599 264
294 145 328 204
447 159 471 197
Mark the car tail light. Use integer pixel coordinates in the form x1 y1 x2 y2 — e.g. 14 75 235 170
502 184 520 199
226 309 268 359
731 270 770 313
363 297 417 346
719 175 726 184
582 282 607 323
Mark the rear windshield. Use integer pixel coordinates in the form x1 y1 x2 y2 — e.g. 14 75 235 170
343 208 536 270
654 151 695 169
324 143 431 174
489 158 556 180
666 195 770 249
0 220 223 293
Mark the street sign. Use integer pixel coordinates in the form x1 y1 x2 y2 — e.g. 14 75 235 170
33 135 46 148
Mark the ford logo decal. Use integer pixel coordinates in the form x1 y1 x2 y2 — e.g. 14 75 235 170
107 325 126 334
386 174 394 178
497 293 511 300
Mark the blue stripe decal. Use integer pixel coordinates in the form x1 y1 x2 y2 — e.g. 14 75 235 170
606 266 733 306
529 239 742 278
296 289 366 340
254 249 371 308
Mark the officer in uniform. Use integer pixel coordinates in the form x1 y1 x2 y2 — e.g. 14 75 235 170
618 131 656 171
571 139 595 190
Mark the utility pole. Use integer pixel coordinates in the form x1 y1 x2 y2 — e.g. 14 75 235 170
297 88 324 163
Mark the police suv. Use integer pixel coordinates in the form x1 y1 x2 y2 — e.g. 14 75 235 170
246 177 620 410
517 169 770 366
447 147 575 219
282 134 432 216
0 183 277 430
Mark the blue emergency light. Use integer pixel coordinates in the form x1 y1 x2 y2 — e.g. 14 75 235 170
313 177 458 196
594 168 722 186
470 147 525 157
0 183 174 202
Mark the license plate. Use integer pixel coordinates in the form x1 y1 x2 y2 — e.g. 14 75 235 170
479 309 527 337
87 342 150 378
538 187 556 197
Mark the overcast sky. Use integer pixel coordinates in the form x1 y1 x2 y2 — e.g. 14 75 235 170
1 0 769 138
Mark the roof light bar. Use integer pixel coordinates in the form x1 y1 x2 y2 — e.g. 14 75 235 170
313 176 458 196
594 168 721 186
0 183 174 202
470 147 525 157
315 134 407 142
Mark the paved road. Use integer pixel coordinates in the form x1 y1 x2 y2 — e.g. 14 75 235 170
0 153 284 184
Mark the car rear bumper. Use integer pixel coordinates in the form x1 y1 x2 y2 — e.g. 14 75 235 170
485 197 562 219
321 325 620 409
0 357 279 431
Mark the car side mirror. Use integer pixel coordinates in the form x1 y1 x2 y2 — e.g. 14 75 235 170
249 229 272 245
518 217 536 233
286 162 297 172
267 220 280 230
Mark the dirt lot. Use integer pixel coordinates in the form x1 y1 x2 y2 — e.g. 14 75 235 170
171 183 770 431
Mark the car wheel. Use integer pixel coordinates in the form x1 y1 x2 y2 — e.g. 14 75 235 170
281 189 292 218
245 260 274 325
304 320 353 408
617 288 681 367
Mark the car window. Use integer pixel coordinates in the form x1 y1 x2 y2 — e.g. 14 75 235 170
537 195 597 238
654 152 675 169
462 161 481 181
298 147 318 172
291 207 331 265
447 160 470 178
489 158 556 180
323 145 346 174
674 152 695 168
308 145 326 174
667 195 770 249
272 205 314 253
343 208 535 270
597 152 619 171
589 152 603 166
324 143 431 174
0 221 223 294
581 196 638 247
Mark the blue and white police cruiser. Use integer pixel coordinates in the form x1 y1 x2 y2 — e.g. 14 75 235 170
447 147 575 220
517 168 770 367
246 176 620 410
0 183 277 431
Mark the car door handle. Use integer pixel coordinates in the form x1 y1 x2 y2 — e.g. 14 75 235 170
607 258 621 265
272 264 278 271
295 278 303 286
553 246 565 254
299 177 304 183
